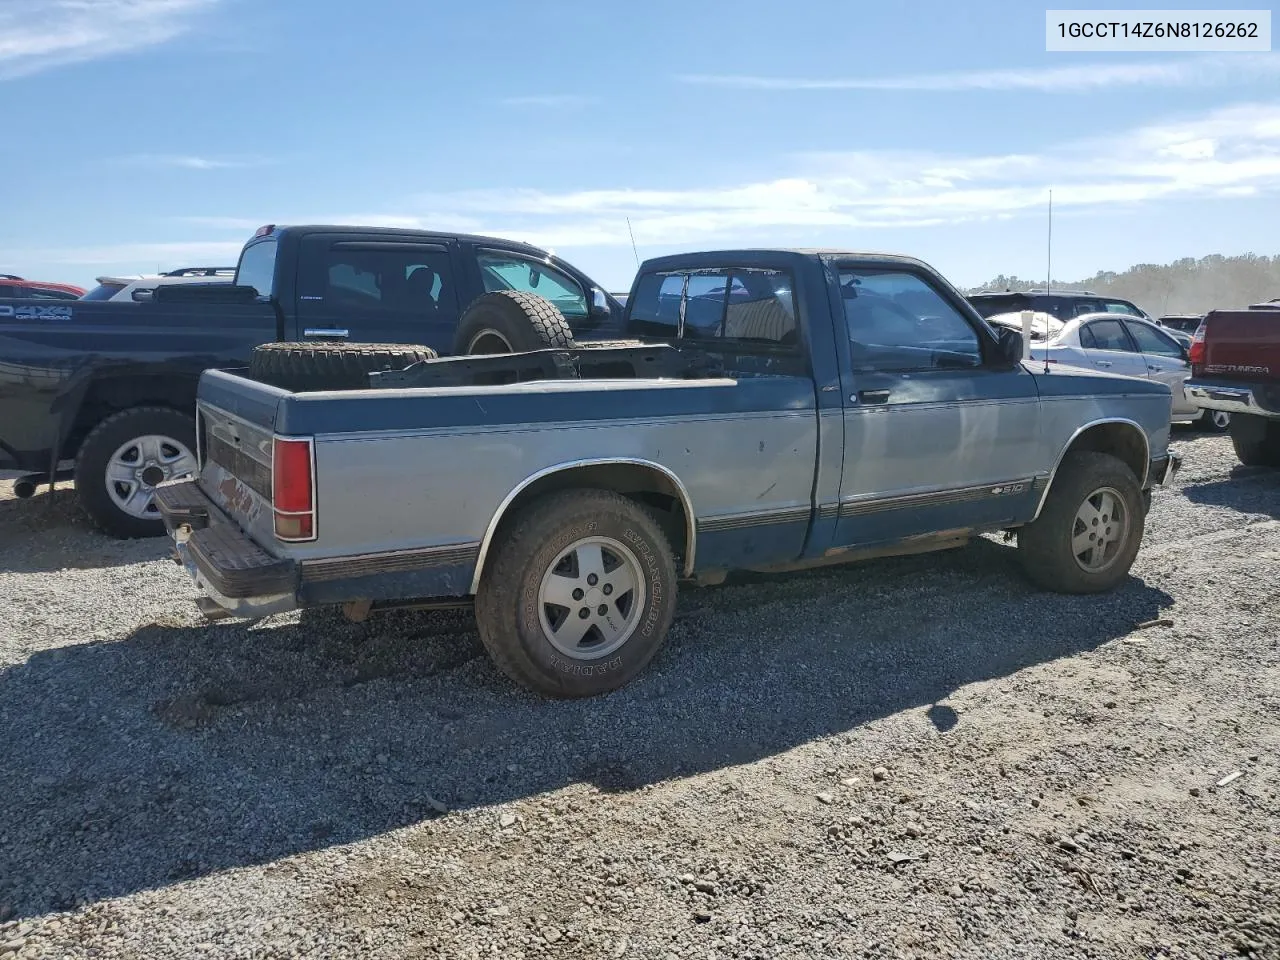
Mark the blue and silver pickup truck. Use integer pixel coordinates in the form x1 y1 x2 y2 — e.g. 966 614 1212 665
155 249 1180 698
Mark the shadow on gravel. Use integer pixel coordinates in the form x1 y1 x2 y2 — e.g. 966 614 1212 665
0 486 172 573
1182 469 1280 519
0 539 1173 917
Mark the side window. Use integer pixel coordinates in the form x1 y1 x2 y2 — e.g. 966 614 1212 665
23 287 78 300
301 244 456 315
476 252 587 319
1103 300 1140 316
1125 320 1184 358
236 239 278 298
0 284 17 298
840 268 981 372
1082 319 1136 352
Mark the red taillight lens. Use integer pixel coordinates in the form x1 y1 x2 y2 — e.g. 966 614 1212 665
272 437 315 540
1189 321 1206 366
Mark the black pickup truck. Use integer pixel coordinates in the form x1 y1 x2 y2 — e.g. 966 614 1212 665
0 224 623 537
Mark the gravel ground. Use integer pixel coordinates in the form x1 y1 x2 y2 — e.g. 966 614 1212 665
1 431 1277 960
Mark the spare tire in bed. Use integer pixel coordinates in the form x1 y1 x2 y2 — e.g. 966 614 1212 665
452 291 576 355
248 341 438 392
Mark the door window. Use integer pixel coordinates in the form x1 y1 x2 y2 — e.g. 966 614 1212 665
1124 320 1184 358
1079 319 1137 351
300 244 457 316
476 252 587 319
840 268 982 372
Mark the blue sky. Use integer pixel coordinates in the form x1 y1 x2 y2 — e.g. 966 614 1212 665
2 0 1278 292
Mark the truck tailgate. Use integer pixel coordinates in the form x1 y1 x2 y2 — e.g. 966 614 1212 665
196 369 290 546
1195 308 1280 382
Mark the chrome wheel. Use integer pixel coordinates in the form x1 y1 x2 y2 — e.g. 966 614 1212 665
1070 486 1130 573
537 535 646 661
1209 410 1231 431
467 329 514 354
105 434 197 519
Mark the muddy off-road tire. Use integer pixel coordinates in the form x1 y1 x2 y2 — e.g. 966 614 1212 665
453 291 575 356
1229 414 1280 468
1017 451 1144 594
248 342 438 391
74 406 197 539
475 489 677 698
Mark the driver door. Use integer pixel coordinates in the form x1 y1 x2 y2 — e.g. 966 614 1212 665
834 264 1042 548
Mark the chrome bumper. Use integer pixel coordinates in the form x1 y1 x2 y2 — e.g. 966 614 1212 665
1186 383 1274 418
1153 452 1181 487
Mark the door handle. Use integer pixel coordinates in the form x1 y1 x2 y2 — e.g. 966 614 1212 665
303 328 349 339
1095 360 1112 367
856 389 891 404
1148 365 1163 372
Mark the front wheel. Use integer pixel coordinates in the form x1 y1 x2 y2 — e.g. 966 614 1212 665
475 489 677 698
74 406 198 538
1017 452 1144 594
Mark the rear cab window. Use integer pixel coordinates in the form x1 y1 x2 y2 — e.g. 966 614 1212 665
236 239 279 298
626 266 798 348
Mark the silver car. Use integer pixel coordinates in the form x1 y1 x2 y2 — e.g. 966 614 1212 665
1023 312 1229 431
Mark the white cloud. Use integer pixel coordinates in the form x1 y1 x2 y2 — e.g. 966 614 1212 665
0 0 219 79
399 101 1280 249
5 240 246 267
121 154 271 170
677 54 1280 93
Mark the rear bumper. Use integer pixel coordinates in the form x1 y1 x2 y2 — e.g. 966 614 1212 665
1186 381 1280 419
154 479 298 619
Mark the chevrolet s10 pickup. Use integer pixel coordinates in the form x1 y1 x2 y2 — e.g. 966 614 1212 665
156 249 1181 698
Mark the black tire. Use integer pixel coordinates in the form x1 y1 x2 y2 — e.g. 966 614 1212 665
248 342 438 392
74 406 197 539
453 291 575 356
1199 408 1231 433
1228 414 1280 468
1017 451 1144 594
474 489 677 698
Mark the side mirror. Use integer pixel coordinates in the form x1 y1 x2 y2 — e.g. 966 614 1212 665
996 326 1024 366
589 286 612 317
131 288 154 302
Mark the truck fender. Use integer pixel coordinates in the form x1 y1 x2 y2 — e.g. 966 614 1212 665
1033 417 1150 521
469 457 698 593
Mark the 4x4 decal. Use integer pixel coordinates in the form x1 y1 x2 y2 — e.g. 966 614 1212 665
0 305 74 319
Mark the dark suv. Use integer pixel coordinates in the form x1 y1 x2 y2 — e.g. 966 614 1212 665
968 289 1151 323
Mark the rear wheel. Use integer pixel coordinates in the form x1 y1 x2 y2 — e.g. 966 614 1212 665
475 489 677 698
1229 414 1280 468
74 406 197 538
1200 408 1231 432
1017 452 1144 594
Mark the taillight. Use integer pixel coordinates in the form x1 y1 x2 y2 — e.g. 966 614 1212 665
272 437 315 541
1189 320 1207 367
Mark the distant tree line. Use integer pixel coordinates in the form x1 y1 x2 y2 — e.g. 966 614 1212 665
968 253 1280 317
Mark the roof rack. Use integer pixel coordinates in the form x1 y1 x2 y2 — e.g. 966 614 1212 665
160 266 236 277
0 274 24 281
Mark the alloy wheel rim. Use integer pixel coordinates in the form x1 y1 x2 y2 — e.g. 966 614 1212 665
1070 485 1130 573
105 434 197 519
537 535 646 660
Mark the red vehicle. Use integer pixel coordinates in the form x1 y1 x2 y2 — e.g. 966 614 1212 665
0 274 85 300
1186 304 1280 467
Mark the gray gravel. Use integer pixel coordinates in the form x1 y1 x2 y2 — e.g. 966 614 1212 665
1 429 1277 959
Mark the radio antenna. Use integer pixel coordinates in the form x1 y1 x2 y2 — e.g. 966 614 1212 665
1044 189 1053 375
626 217 641 268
